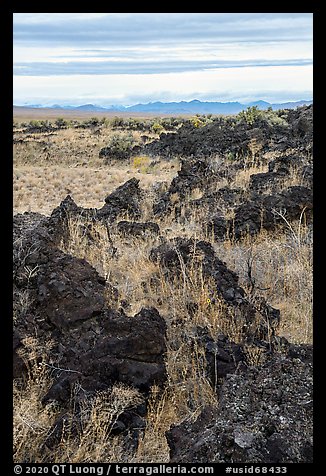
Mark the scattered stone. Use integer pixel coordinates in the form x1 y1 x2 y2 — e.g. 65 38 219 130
167 350 313 463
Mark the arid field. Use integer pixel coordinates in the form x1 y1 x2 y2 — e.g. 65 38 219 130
13 106 313 463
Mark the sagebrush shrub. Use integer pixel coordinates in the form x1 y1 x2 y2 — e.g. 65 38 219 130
99 133 136 162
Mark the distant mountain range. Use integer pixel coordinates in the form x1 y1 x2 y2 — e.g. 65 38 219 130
15 99 313 115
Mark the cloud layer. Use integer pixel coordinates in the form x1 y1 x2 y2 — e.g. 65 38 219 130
14 13 312 46
13 13 313 105
13 58 313 76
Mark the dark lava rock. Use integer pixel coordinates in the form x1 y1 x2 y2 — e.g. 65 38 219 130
249 155 310 194
97 178 143 222
142 117 257 159
99 139 135 162
267 154 307 174
232 201 267 237
195 330 246 386
206 216 229 240
249 171 289 194
38 306 167 403
50 194 94 223
237 185 312 238
153 191 173 217
77 307 167 392
117 221 160 238
13 213 112 336
190 188 245 218
167 349 313 463
153 158 218 217
147 106 313 225
13 211 58 289
208 185 312 241
288 104 313 143
301 164 313 189
45 180 146 235
169 158 214 197
261 185 312 220
36 252 106 331
150 238 243 304
50 179 146 230
49 195 99 245
143 105 312 160
42 412 82 451
13 212 167 405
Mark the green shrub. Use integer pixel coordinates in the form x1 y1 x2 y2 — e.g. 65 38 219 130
110 116 124 128
55 117 69 129
99 133 136 162
25 120 54 132
191 117 205 128
152 122 164 134
132 155 152 173
159 117 182 130
262 109 289 128
27 119 42 129
237 106 289 128
237 106 262 125
226 152 235 161
83 117 102 127
190 115 213 128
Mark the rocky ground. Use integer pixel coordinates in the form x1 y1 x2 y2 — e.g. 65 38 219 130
13 105 313 463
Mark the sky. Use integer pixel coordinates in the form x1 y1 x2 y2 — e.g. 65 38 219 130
13 13 313 106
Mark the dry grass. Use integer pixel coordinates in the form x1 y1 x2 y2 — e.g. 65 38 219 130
13 122 313 463
13 161 177 216
13 124 177 215
230 163 268 190
13 122 159 167
211 222 313 344
14 354 143 463
13 106 188 122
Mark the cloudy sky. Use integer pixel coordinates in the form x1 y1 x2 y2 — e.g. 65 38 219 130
13 13 313 106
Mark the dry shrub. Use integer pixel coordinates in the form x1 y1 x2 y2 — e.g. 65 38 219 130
212 220 313 344
14 336 144 463
59 384 143 463
14 338 58 462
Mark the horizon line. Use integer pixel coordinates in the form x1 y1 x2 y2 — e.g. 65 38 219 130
13 97 313 108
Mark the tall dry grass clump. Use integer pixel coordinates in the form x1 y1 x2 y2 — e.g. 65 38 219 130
211 218 312 344
14 336 144 463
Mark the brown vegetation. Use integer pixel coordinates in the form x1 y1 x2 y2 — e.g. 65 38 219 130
13 108 313 463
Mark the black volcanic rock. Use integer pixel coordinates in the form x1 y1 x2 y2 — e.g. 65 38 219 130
167 349 313 463
142 104 312 160
40 307 167 402
143 118 253 159
208 185 312 241
13 211 167 405
97 178 143 222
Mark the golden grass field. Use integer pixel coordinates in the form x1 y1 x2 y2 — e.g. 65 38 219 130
13 119 177 214
13 111 313 463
